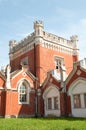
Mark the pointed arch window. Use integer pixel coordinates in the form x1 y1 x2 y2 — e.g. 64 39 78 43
18 80 30 104
19 83 27 102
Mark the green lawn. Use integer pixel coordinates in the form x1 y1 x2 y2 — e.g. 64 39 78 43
0 117 86 130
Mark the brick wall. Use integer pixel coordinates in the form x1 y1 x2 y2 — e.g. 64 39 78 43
0 91 6 116
10 42 75 85
35 44 74 84
10 49 35 74
5 90 36 117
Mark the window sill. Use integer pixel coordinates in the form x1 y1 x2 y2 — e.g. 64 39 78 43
73 107 86 109
47 109 59 110
18 102 29 105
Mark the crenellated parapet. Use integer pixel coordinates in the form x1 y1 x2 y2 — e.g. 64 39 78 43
43 32 79 55
9 21 79 60
9 40 17 52
70 35 78 48
34 20 43 29
9 32 35 53
43 31 76 48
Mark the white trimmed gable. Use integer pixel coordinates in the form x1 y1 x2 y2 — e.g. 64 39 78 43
68 78 86 95
68 78 86 117
43 85 59 99
43 85 60 117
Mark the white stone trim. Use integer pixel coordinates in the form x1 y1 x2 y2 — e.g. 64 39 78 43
43 85 60 99
0 87 5 90
68 78 86 117
68 78 86 95
9 30 79 60
43 41 74 55
11 88 17 91
10 42 34 60
11 70 23 79
43 85 60 117
9 40 77 61
16 78 33 90
76 70 81 76
16 78 32 105
65 65 77 85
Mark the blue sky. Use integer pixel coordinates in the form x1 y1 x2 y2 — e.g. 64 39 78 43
0 0 86 67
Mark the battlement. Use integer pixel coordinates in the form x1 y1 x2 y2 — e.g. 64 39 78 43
9 21 79 55
9 31 78 53
43 31 75 48
9 32 35 53
34 20 43 29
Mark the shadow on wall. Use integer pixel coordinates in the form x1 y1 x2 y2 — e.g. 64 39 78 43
17 91 44 118
0 91 6 117
17 92 36 118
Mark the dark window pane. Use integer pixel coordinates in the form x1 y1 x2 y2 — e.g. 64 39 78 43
48 98 52 109
54 97 58 109
19 83 27 102
84 94 86 107
74 94 81 108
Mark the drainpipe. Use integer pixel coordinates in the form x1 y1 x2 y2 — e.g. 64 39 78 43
60 65 67 117
34 43 38 117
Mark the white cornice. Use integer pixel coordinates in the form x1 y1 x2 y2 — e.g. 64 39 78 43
9 31 79 60
10 42 34 60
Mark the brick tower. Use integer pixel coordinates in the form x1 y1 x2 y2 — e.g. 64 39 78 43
9 21 79 85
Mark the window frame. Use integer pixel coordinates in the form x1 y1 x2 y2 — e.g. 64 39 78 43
18 80 30 105
54 56 64 70
56 59 62 70
47 96 59 110
47 98 52 110
54 97 58 110
73 94 81 108
21 56 28 65
84 93 86 108
19 83 27 103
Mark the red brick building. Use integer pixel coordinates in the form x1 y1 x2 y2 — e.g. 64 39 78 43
0 21 86 117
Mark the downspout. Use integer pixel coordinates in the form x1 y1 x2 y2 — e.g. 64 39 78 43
34 43 38 117
60 65 67 117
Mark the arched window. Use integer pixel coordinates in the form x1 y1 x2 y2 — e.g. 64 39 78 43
19 83 27 103
18 80 30 104
43 86 60 117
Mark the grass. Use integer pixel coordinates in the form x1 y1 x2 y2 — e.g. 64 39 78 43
0 117 86 130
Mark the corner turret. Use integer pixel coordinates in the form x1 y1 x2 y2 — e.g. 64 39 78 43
9 40 16 53
70 35 79 62
34 20 44 37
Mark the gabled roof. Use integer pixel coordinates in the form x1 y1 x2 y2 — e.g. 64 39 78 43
42 71 60 89
65 60 86 85
26 71 37 81
10 69 21 78
10 69 36 81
